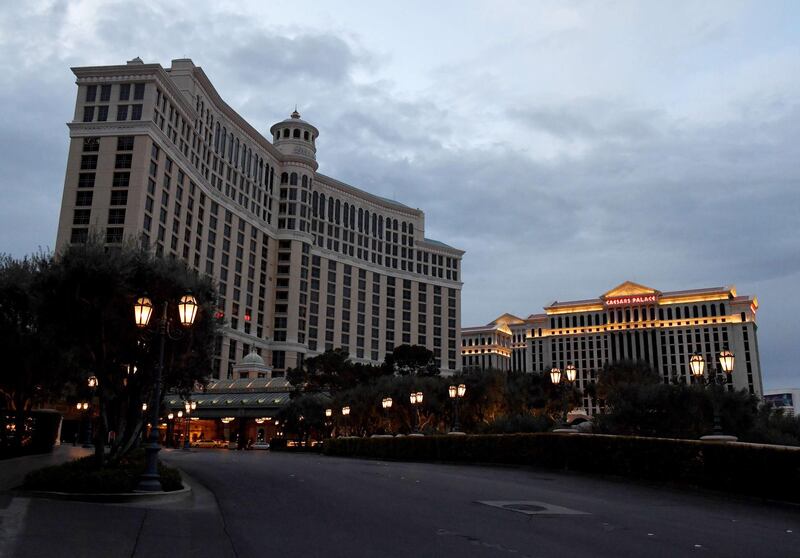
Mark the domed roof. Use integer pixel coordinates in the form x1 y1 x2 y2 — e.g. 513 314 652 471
240 350 265 367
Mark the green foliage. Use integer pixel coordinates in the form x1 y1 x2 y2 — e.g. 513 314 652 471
287 348 389 393
324 433 800 502
23 450 182 493
382 344 439 376
480 414 553 434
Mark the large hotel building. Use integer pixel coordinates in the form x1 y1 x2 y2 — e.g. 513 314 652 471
462 281 763 414
55 57 464 379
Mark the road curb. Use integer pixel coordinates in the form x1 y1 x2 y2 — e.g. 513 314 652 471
14 483 192 504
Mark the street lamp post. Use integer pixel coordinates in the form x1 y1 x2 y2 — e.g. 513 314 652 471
341 406 350 437
409 391 424 434
183 400 196 450
381 397 393 434
325 408 332 439
689 350 737 441
550 364 577 431
448 384 466 434
133 293 198 492
76 402 92 447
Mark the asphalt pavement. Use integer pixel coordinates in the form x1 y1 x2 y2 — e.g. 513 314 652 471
1 447 799 557
164 449 800 558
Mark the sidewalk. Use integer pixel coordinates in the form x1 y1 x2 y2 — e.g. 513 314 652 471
0 448 235 557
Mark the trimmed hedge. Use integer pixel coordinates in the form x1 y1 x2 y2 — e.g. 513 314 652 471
324 433 800 502
23 450 183 493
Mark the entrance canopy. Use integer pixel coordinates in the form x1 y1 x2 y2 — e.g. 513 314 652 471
164 378 293 419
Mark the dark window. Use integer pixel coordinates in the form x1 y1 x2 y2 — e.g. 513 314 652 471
80 155 97 170
77 173 95 188
85 85 97 102
131 104 142 120
82 137 100 152
108 208 126 224
117 136 134 151
99 84 111 102
110 190 128 206
75 191 93 206
105 227 123 243
82 106 94 122
133 83 145 100
97 105 108 121
119 83 131 101
116 105 128 121
112 172 130 188
72 209 90 225
70 228 88 244
115 154 132 169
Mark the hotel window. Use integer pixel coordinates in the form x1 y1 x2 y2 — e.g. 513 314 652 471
75 191 93 206
80 155 98 170
85 85 97 102
116 105 128 121
72 209 90 225
117 136 134 151
131 104 142 120
77 173 95 188
119 83 131 101
99 84 111 102
105 227 123 243
115 154 132 169
82 137 100 152
110 190 128 206
108 208 126 225
112 172 130 188
97 105 108 121
134 83 145 100
70 228 88 244
82 106 94 122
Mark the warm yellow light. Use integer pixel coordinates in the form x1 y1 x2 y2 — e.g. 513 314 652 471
168 413 174 420
221 417 234 424
184 401 191 413
177 411 183 418
718 350 735 374
382 397 393 409
689 353 706 377
410 392 417 405
342 406 350 416
255 418 265 424
565 363 577 383
416 391 424 404
134 296 154 327
457 384 466 398
550 367 562 385
87 376 98 389
177 294 199 327
76 403 82 410
325 408 332 417
141 403 148 411
448 385 457 399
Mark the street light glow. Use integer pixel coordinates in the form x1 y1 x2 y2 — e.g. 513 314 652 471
177 294 199 326
689 353 706 377
550 367 562 385
719 350 735 374
133 296 154 327
565 363 577 383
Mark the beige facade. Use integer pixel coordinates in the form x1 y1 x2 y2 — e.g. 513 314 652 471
55 58 464 378
463 281 763 414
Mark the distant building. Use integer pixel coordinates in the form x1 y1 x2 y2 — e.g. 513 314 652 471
54 57 464 379
462 281 763 414
764 389 800 416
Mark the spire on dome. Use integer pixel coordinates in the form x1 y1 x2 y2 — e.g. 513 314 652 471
291 106 301 119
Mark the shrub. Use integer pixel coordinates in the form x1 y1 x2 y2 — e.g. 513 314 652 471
324 433 800 502
479 414 552 434
24 450 182 493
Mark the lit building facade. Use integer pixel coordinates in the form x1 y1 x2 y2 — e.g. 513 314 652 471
463 281 763 414
55 57 464 379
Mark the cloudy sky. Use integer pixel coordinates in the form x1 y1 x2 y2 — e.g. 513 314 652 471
1 0 798 387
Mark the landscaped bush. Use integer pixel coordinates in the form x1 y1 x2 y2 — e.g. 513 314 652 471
324 433 800 502
268 438 323 452
479 414 552 434
23 450 182 493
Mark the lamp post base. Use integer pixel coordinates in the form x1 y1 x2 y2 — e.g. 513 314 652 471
700 434 738 442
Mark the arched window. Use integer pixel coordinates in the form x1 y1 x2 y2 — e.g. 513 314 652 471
281 172 289 185
221 127 227 154
234 138 239 166
319 194 326 219
228 133 234 160
290 173 298 186
720 303 726 316
304 131 309 140
402 222 407 233
302 176 308 188
284 129 290 138
408 223 414 236
335 199 341 224
692 306 698 318
312 191 318 217
214 123 220 152
343 203 349 228
350 206 356 229
674 307 680 319
393 219 398 231
701 305 708 317
364 210 370 234
372 213 377 236
293 129 300 138
327 197 334 222
710 304 717 317
378 216 384 238
358 208 363 231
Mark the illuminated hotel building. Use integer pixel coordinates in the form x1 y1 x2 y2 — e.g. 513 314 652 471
55 57 464 378
462 281 763 414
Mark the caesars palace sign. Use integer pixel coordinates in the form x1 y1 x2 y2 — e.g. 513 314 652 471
604 294 658 306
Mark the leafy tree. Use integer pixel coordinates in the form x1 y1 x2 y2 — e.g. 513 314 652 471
38 241 220 465
382 344 439 376
287 348 388 393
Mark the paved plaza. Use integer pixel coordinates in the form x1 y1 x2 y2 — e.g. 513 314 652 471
0 446 798 557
